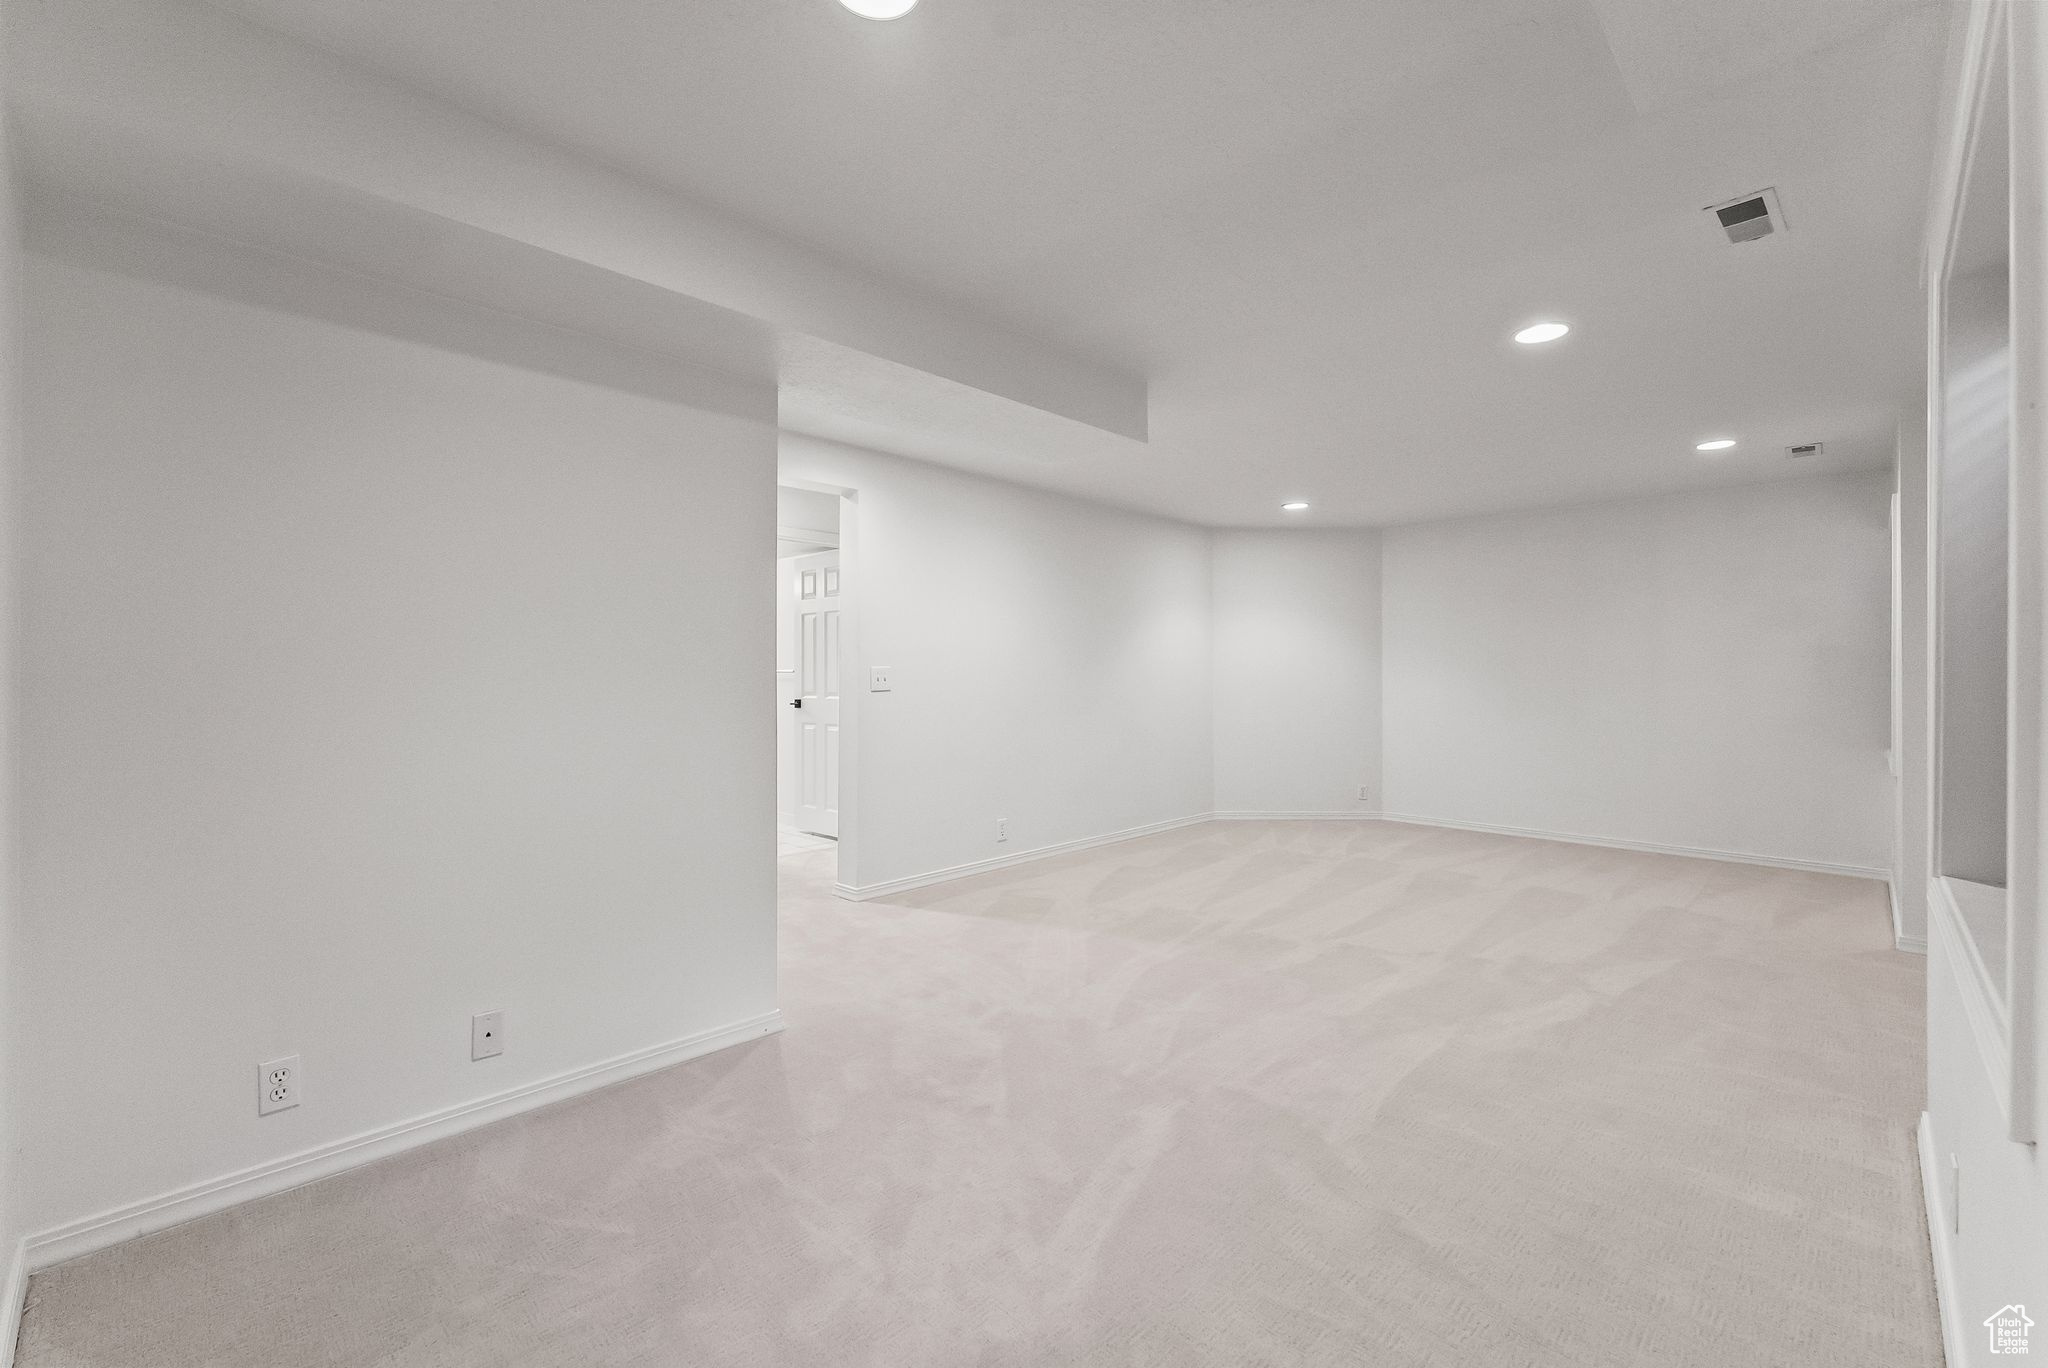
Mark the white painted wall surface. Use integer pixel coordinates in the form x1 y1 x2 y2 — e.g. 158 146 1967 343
1918 10 2048 1359
18 252 778 1240
1925 927 2048 1366
1210 530 1382 817
1381 472 1894 872
777 486 839 542
0 48 26 1335
779 434 1211 893
1936 263 2013 888
1894 415 1932 950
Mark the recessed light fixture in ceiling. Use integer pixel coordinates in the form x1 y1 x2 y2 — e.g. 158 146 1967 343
839 0 918 18
1281 502 1310 512
1695 439 1737 452
1513 322 1570 345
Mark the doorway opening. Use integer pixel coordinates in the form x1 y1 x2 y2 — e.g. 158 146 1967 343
776 484 846 875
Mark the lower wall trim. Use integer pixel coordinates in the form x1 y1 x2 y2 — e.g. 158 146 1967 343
1891 877 1930 954
840 810 1895 902
2 1237 26 1368
835 814 1211 901
1211 810 1376 821
1917 1111 1967 1368
1375 812 1890 881
24 1010 785 1272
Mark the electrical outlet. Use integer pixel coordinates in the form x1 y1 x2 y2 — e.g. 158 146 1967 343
258 1055 300 1116
472 1010 505 1061
996 817 1008 843
869 666 893 692
1357 785 1372 803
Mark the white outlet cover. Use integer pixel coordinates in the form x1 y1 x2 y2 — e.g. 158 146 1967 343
869 666 893 692
472 1010 505 1060
258 1055 301 1116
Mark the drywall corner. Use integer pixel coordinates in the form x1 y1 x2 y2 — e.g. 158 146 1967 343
1210 528 1383 817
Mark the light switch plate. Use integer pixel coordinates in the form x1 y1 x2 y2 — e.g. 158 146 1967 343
869 666 893 692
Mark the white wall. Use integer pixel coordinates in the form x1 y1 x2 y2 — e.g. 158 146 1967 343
1894 413 1932 950
777 487 838 542
1926 929 2048 1362
771 448 1896 888
1936 263 2012 888
1918 8 2048 1359
779 434 1211 893
1381 472 1895 873
0 33 26 1337
1210 530 1381 817
17 247 779 1246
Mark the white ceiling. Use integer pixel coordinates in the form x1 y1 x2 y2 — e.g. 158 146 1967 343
205 0 1949 527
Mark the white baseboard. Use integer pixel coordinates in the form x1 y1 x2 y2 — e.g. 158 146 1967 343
1210 810 1377 821
24 1010 784 1272
2 1237 25 1368
1375 812 1890 881
1917 1111 1967 1368
1890 878 1930 954
835 814 1210 901
841 810 1894 902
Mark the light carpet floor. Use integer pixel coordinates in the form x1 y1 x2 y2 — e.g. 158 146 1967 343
17 820 1938 1367
777 824 835 859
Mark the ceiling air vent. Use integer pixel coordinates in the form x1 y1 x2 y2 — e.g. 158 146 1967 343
1787 442 1823 459
1705 187 1784 244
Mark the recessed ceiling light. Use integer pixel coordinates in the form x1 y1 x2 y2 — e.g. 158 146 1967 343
1281 502 1310 512
1513 322 1570 345
1695 439 1737 451
839 0 917 17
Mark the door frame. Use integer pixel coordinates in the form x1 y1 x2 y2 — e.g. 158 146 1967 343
790 548 843 838
776 475 861 892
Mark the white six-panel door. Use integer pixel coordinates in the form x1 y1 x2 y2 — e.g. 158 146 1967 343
793 551 841 837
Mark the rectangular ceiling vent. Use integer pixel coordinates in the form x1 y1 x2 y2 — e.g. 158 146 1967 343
1787 442 1823 459
1705 187 1785 244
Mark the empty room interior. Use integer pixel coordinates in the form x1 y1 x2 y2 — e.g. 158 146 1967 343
0 0 2044 1364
